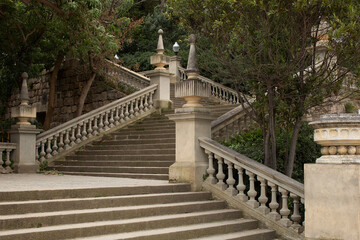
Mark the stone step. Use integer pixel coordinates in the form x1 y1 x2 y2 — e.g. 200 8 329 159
118 125 175 131
66 154 175 161
94 138 175 145
70 219 258 240
189 228 276 240
112 133 175 140
0 209 243 240
54 160 174 167
53 166 169 174
0 200 226 230
75 149 175 155
86 143 175 150
126 122 175 128
111 128 175 135
61 172 170 180
0 191 210 215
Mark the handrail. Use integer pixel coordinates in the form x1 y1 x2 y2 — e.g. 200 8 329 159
178 66 239 104
199 136 304 236
36 84 158 163
0 142 17 174
104 60 150 90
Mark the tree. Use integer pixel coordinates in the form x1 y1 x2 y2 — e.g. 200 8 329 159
0 0 141 129
169 0 360 176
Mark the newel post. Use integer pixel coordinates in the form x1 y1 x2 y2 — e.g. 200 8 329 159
167 34 213 191
147 29 173 110
9 72 41 173
305 114 360 239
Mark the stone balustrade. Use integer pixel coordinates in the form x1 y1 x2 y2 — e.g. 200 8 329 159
0 143 17 174
211 103 256 141
104 60 150 90
178 67 240 104
199 137 304 239
36 84 157 164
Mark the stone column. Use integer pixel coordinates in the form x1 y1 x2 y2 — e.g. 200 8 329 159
9 72 41 173
148 29 172 110
305 114 360 240
167 34 213 191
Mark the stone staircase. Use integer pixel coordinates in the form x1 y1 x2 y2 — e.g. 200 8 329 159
50 103 239 180
0 183 276 240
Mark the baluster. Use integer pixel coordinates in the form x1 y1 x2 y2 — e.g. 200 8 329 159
134 98 139 116
149 91 154 108
87 119 93 137
58 132 64 152
204 150 216 184
119 105 125 123
215 155 226 190
139 96 144 114
70 127 76 146
144 94 149 111
93 116 99 135
36 143 40 162
81 122 88 141
64 130 70 150
98 113 105 132
52 135 59 156
45 137 52 159
39 140 46 162
246 170 259 208
129 100 135 118
211 86 215 97
279 187 292 227
5 149 12 173
290 193 303 232
234 165 248 202
124 103 130 121
76 125 82 143
104 111 110 130
268 182 280 220
257 177 270 214
0 149 5 173
114 107 120 125
109 109 115 128
225 160 237 196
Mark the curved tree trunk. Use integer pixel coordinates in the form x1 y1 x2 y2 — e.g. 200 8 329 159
76 72 96 117
43 53 64 130
285 120 302 177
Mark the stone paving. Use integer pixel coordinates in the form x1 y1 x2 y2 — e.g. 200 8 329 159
0 174 169 192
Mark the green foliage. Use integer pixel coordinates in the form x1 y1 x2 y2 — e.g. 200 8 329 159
223 123 321 182
345 102 357 113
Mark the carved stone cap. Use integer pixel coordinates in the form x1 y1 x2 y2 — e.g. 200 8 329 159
185 34 199 79
309 114 360 164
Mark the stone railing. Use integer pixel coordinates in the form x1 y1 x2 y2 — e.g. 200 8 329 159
0 143 17 174
104 60 150 90
178 67 240 104
199 137 304 239
36 84 158 164
211 103 256 141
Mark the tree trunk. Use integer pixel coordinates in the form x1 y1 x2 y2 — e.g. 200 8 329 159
76 72 96 117
264 128 271 167
285 120 302 177
267 80 277 170
43 53 64 130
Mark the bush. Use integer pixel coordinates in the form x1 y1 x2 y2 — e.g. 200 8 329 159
223 122 321 183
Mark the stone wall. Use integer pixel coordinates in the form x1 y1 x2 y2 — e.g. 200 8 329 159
7 62 127 129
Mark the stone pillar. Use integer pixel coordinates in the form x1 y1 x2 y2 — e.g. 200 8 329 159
167 34 213 191
148 29 172 110
305 114 360 240
169 55 182 83
9 72 41 173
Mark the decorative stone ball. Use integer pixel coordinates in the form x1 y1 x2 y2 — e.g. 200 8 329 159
321 147 329 155
158 29 163 34
337 146 347 155
356 146 360 155
22 72 28 79
328 146 337 155
347 146 357 155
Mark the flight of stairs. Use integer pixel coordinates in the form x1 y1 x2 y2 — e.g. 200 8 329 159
0 183 276 240
50 103 239 180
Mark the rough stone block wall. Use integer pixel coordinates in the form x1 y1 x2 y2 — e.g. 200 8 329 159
7 63 127 129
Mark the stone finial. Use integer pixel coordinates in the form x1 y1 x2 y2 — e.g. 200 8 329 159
157 29 165 55
185 34 199 79
150 29 170 70
20 72 30 105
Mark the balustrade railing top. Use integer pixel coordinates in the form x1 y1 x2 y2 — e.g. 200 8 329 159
105 60 150 90
178 66 240 104
36 84 158 163
199 136 304 236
